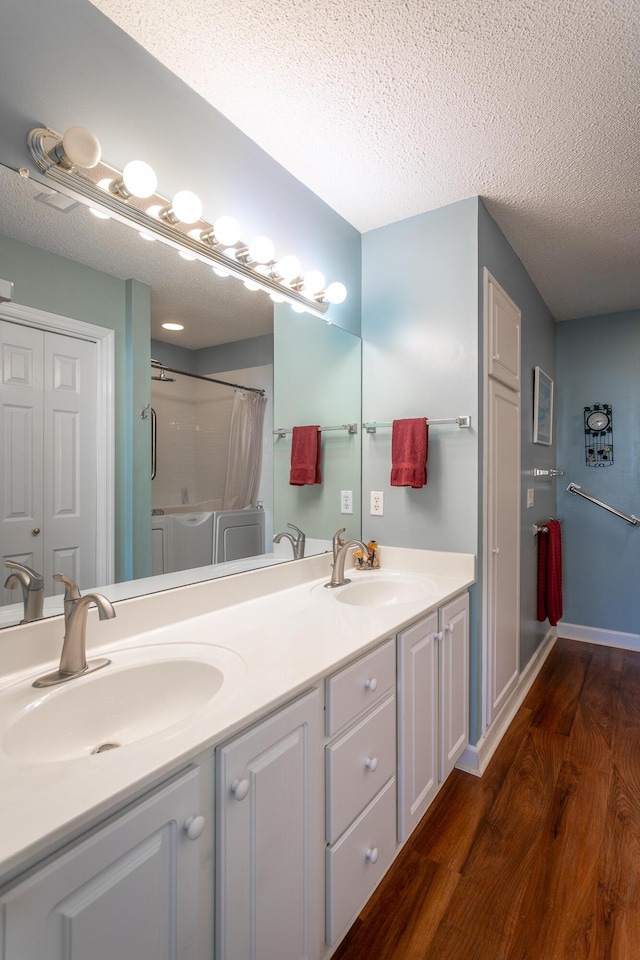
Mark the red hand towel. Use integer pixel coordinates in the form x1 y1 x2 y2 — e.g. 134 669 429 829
390 418 428 488
289 426 322 485
536 520 563 627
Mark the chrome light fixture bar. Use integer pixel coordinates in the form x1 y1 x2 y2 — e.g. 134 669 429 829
27 126 346 318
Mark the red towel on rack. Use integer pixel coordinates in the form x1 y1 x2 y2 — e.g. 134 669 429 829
289 426 322 485
390 418 429 488
537 520 563 627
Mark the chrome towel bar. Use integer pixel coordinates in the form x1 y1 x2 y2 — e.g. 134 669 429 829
566 482 639 526
363 415 471 434
273 423 358 438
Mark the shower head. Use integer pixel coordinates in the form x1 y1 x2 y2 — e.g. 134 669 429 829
151 368 175 382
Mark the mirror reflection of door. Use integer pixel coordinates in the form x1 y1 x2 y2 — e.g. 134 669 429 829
1 319 97 604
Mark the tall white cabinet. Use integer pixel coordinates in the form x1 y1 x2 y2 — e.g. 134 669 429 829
483 270 521 731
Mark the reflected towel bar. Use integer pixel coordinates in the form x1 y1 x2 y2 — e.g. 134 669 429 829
273 423 358 439
566 482 639 526
363 415 471 434
533 468 565 477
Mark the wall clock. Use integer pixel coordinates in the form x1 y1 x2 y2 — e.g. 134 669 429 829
584 403 613 466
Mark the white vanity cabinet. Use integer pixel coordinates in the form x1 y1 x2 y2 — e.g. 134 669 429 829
324 638 398 946
215 687 324 960
398 591 469 841
0 763 212 960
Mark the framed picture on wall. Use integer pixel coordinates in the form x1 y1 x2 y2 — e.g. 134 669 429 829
533 366 553 445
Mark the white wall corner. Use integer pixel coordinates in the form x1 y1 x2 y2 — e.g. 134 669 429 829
456 627 557 778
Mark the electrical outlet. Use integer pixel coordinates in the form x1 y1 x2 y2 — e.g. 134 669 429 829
341 490 353 514
370 491 384 516
527 488 534 509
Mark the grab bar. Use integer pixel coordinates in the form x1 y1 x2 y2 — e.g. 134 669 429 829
151 407 157 481
566 482 639 526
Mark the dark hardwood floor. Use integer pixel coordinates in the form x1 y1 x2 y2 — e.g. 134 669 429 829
333 638 640 960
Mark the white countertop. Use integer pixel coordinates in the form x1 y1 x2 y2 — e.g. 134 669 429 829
0 546 474 884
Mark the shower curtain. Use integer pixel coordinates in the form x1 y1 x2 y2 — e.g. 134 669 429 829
222 389 267 510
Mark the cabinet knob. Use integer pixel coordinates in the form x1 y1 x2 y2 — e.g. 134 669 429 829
445 622 454 634
493 353 501 361
364 678 377 692
231 778 250 801
434 631 444 642
183 815 206 840
493 547 500 555
365 847 379 864
365 756 378 772
32 528 41 536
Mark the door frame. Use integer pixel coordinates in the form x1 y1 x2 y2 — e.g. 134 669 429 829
1 302 115 585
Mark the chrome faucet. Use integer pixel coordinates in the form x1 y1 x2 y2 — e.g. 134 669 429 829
33 574 116 688
325 539 369 588
4 561 45 623
273 523 306 560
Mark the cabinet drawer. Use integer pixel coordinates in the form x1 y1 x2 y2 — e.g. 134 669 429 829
326 777 397 946
326 694 396 843
325 638 395 736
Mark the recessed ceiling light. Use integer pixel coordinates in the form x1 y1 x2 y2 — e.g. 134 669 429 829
161 322 184 331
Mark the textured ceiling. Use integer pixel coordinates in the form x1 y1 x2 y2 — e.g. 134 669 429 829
88 0 640 321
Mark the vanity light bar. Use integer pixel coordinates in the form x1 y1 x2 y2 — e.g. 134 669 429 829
26 126 338 319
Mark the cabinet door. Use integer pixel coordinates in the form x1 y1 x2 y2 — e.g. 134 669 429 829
397 611 439 842
216 688 323 960
439 593 470 781
0 767 206 960
486 270 521 391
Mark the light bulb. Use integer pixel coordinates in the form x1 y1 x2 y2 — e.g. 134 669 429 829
138 230 156 241
171 190 203 224
291 302 307 313
276 255 301 282
53 126 102 169
244 279 262 291
269 292 286 303
325 282 347 304
248 236 275 264
88 207 110 220
302 270 325 294
179 249 197 261
212 265 231 278
121 160 157 198
161 322 184 331
213 216 241 246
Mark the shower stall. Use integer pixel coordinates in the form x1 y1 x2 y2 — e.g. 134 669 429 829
150 361 270 575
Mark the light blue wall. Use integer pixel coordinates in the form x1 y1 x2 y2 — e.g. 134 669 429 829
556 310 640 634
478 200 557 679
361 198 479 553
0 0 360 339
361 198 480 736
0 233 150 582
150 335 273 375
273 308 362 541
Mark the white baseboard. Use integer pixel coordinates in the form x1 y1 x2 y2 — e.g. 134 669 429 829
559 622 640 652
456 627 557 778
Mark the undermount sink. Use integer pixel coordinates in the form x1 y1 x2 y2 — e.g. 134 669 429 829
334 574 437 607
0 642 246 764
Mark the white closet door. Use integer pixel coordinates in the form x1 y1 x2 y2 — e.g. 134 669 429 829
1 320 98 603
43 331 97 591
1 321 45 588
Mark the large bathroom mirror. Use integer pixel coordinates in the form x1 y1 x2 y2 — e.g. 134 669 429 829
0 162 362 627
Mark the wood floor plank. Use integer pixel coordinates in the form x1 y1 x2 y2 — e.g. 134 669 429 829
566 651 619 773
527 638 592 736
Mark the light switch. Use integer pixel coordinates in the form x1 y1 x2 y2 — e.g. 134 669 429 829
527 488 534 509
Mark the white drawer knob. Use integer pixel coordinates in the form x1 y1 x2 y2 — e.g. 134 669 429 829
231 778 250 801
445 622 454 634
434 631 444 642
364 678 377 692
365 847 379 864
183 815 205 840
365 757 378 772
